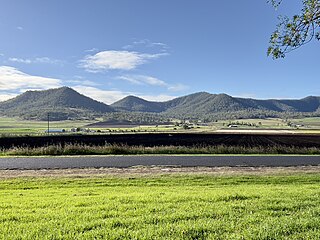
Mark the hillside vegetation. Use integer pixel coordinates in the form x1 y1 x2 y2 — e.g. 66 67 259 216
0 87 113 120
113 92 320 115
1 87 320 121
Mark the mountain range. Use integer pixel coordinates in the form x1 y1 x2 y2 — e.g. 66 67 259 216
0 87 319 120
111 92 320 118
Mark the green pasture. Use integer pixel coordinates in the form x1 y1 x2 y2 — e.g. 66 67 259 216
215 118 294 128
0 174 320 239
213 117 320 133
0 116 319 135
0 117 96 135
213 118 288 129
90 125 209 133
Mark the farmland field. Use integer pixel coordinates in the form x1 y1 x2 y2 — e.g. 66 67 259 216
0 117 96 135
1 133 320 150
0 117 320 136
0 116 320 155
1 173 320 239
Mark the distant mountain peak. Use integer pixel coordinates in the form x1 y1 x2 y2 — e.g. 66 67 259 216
111 95 165 112
0 87 114 120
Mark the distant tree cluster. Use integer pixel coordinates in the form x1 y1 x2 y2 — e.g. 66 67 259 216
228 121 260 127
102 112 172 125
163 110 320 122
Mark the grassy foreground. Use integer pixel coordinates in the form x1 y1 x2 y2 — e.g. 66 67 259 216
1 174 320 239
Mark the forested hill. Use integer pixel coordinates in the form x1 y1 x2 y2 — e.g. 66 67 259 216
0 87 320 120
0 87 114 120
111 95 165 113
112 92 320 116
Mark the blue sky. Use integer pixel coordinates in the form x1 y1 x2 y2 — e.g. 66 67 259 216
0 0 319 104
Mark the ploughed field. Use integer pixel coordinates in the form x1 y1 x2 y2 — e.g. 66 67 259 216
0 133 320 149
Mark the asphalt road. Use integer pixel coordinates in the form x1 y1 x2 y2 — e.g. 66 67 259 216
0 155 319 169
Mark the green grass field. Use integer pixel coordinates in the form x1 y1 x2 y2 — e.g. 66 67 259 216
0 116 320 135
212 117 320 131
1 174 320 239
0 117 96 135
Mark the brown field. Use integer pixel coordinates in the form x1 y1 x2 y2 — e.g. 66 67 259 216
0 133 320 149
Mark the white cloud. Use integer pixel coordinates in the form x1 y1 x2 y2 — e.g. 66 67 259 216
138 94 176 102
73 86 128 104
122 45 134 50
151 42 168 47
34 57 63 65
17 26 23 31
84 48 99 53
73 85 176 104
118 74 188 92
80 50 168 72
0 66 62 91
9 57 63 65
140 76 167 86
118 75 167 86
167 83 189 92
0 66 177 104
9 58 32 64
66 79 99 86
122 39 168 51
0 92 18 102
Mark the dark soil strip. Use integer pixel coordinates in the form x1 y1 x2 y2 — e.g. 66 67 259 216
0 133 320 149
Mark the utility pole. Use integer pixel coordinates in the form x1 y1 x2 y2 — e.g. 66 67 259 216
47 112 50 135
